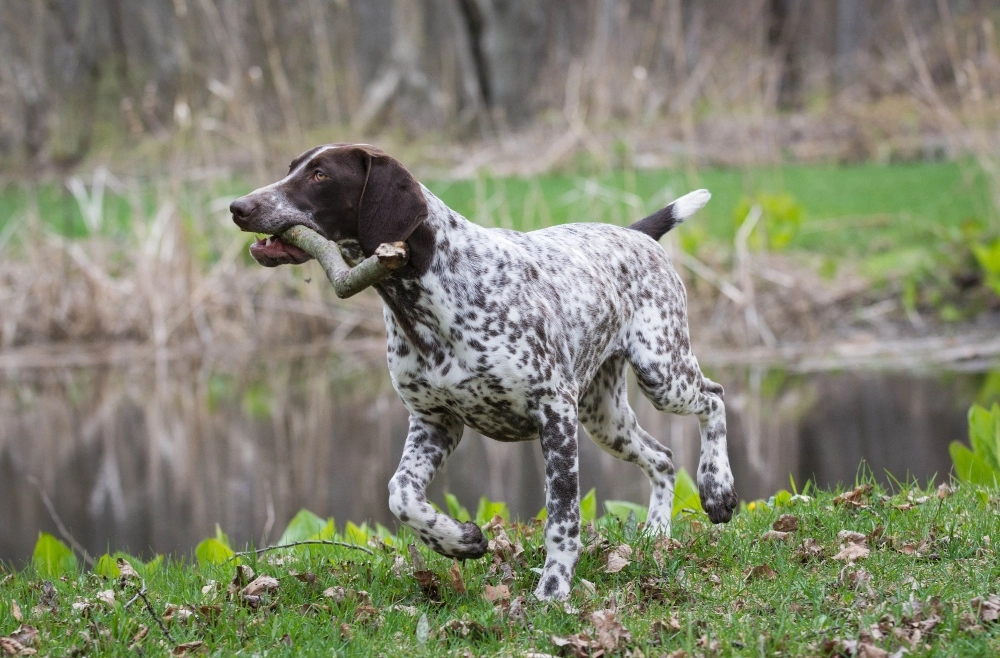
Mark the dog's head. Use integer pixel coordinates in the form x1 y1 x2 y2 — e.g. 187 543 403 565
231 144 428 267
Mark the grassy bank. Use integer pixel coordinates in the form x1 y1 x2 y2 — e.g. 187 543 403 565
2 479 999 656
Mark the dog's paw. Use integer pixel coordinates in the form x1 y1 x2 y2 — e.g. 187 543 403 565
700 484 738 524
533 572 572 601
438 521 488 560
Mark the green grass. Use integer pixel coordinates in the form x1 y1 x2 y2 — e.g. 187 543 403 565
3 159 993 259
3 481 1000 656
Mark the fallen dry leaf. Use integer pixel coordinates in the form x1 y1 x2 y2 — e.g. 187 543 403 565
242 575 279 597
833 543 870 562
1 626 38 655
288 570 318 586
604 544 633 573
761 530 791 542
837 530 867 544
651 613 683 635
413 570 442 601
550 633 599 658
591 608 632 653
162 605 195 625
407 543 426 572
172 640 206 655
96 590 115 607
796 538 825 561
449 560 467 594
227 565 255 597
772 514 799 532
9 601 22 623
322 585 347 602
484 583 510 603
971 594 1000 624
833 484 874 508
839 567 873 593
116 558 140 584
744 564 777 581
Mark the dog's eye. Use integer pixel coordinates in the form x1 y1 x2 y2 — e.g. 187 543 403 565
312 170 327 182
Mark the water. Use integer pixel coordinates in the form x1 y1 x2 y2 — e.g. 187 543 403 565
0 349 990 566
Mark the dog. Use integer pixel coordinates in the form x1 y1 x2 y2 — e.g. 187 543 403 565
230 144 737 600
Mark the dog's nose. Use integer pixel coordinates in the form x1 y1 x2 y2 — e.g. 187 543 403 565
230 197 257 224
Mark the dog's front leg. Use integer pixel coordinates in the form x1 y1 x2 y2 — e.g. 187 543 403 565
534 395 582 601
388 415 488 560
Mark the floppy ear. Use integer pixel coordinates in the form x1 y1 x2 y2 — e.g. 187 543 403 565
355 149 429 256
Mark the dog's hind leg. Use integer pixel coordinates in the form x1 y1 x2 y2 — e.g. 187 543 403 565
388 414 488 559
626 306 738 524
579 356 677 534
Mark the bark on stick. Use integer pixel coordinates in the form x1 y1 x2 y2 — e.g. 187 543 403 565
281 225 408 298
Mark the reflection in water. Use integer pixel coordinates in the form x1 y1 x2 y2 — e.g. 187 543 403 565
0 352 985 565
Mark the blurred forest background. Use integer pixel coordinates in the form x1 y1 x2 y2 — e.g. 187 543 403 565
2 0 999 178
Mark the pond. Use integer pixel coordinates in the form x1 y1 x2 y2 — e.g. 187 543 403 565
0 346 993 566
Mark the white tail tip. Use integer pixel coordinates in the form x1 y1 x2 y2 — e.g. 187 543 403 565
673 189 711 220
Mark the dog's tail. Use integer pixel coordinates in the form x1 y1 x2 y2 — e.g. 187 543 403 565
627 189 711 241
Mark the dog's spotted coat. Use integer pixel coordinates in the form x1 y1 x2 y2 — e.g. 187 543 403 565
231 144 738 600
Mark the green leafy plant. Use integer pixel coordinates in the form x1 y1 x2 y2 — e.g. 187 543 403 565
972 237 1000 296
733 192 804 251
195 524 235 565
950 402 1000 486
32 532 78 577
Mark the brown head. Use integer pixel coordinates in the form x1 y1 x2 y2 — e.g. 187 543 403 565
230 144 429 270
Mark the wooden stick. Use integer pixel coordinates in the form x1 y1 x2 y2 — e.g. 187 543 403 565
281 225 409 299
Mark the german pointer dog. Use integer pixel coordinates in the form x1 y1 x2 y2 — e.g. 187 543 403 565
230 144 737 600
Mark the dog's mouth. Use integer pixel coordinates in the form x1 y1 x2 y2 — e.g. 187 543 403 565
249 234 314 267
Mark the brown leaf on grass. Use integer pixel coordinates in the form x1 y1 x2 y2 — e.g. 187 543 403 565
339 623 353 641
162 605 195 625
288 570 318 586
355 605 384 628
970 594 1000 624
550 633 598 658
449 560 467 594
172 641 206 656
1 626 38 655
439 618 499 641
744 564 777 581
833 542 870 562
839 567 873 593
833 484 874 508
604 544 633 573
590 608 632 653
837 530 867 544
242 575 279 597
116 558 140 584
773 514 799 532
129 625 149 650
322 585 348 602
855 641 889 658
413 570 441 601
796 538 825 562
761 530 792 542
227 565 255 597
651 613 683 635
9 601 22 623
96 590 115 607
483 583 510 603
407 543 426 572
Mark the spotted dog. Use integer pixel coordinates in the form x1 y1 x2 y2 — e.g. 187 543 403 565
230 144 737 600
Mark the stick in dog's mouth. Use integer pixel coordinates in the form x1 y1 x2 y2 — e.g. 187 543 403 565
278 225 409 299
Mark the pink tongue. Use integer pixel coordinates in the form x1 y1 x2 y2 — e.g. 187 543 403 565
250 236 312 262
